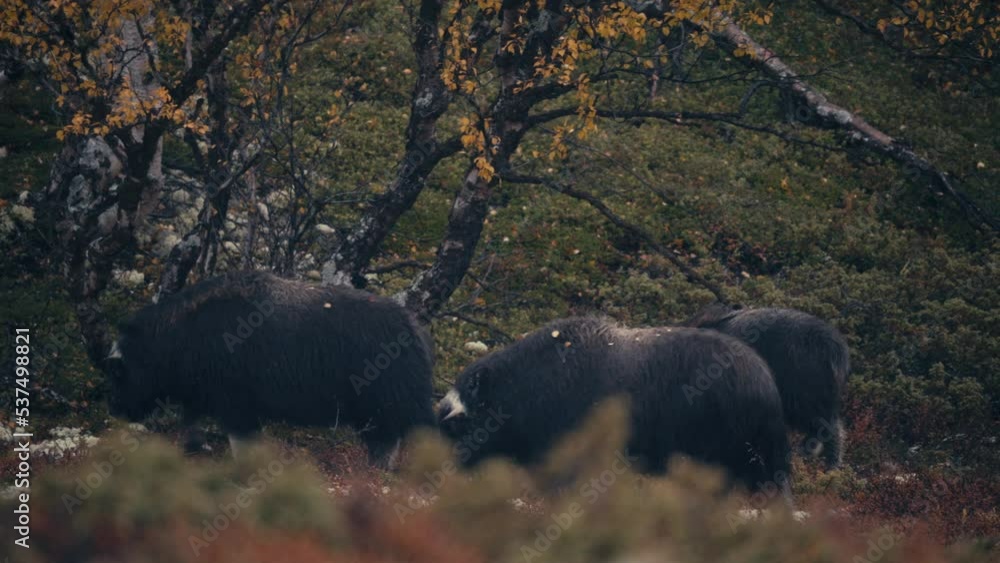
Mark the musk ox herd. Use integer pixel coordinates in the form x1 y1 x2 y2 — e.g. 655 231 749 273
107 271 850 501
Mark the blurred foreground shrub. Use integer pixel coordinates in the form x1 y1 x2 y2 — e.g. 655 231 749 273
2 405 995 563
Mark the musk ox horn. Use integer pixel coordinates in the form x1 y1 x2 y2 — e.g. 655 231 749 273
438 389 467 421
107 340 123 360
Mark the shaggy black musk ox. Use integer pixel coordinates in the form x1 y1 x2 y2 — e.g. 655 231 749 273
106 271 435 465
437 317 793 499
686 304 850 469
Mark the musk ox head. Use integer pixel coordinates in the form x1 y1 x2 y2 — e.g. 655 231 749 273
437 363 511 464
105 329 163 422
437 364 489 434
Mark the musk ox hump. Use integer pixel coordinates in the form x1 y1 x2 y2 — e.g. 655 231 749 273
683 302 743 328
608 325 676 341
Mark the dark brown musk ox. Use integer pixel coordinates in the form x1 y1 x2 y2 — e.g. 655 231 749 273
437 317 794 502
105 271 436 466
685 304 850 469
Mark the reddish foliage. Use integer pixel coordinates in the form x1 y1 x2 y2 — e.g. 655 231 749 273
191 527 342 563
19 494 485 563
343 495 485 563
847 468 1000 544
844 404 884 452
821 512 957 563
309 436 392 500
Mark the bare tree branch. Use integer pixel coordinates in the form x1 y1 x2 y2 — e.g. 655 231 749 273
156 151 263 301
397 0 576 319
707 19 998 232
366 260 432 275
321 0 457 287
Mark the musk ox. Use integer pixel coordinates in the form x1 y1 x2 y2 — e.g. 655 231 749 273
106 271 435 465
437 317 793 500
685 304 850 469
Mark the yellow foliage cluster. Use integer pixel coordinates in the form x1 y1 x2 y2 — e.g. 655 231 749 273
441 4 482 96
0 0 323 143
876 0 999 59
664 0 741 32
589 1 648 42
232 3 308 115
460 116 496 181
442 0 772 170
0 0 205 138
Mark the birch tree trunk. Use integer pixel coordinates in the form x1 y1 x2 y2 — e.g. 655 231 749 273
44 18 164 365
709 20 997 232
398 0 569 319
321 0 456 287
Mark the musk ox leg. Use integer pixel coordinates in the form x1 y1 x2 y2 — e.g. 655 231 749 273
797 435 823 458
225 420 262 460
358 392 435 471
366 438 402 470
227 432 261 460
779 475 796 510
820 417 845 470
180 411 209 455
741 416 796 510
182 425 208 455
801 416 845 470
747 464 796 511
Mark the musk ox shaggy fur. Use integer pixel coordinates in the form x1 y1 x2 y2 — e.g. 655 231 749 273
437 317 793 499
685 304 850 469
106 271 435 464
